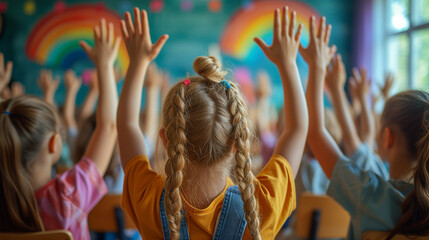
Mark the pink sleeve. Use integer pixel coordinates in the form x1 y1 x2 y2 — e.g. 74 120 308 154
57 157 107 212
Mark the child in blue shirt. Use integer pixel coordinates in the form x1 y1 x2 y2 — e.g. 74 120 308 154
302 16 429 239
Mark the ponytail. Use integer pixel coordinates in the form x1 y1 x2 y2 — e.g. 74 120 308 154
0 96 59 232
385 91 429 238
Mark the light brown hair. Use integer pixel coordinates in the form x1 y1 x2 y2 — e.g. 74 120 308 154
161 56 261 240
0 95 59 231
383 90 429 239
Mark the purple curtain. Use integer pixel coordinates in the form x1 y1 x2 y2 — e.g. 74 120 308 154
353 0 374 75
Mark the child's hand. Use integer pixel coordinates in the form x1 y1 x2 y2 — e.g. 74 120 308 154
299 17 337 70
254 7 302 67
325 54 346 93
80 19 121 67
0 53 13 92
64 70 82 94
11 82 25 97
378 72 394 99
121 8 168 66
350 68 370 100
38 69 60 96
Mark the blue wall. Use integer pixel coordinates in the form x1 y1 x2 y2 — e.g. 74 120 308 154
0 0 355 107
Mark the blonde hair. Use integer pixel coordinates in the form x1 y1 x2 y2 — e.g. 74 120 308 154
161 56 261 240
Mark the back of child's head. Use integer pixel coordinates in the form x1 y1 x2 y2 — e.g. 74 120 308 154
161 56 260 239
382 90 429 238
0 95 59 232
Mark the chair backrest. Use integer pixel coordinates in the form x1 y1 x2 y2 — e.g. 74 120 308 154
362 231 429 240
295 192 351 239
0 230 73 240
88 194 136 232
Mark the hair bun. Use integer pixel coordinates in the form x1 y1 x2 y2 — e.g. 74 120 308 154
193 56 227 83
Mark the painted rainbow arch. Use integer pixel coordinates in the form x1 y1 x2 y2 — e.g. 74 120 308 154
220 1 319 62
26 4 129 74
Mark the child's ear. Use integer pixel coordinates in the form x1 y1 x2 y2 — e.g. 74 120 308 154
383 127 395 149
159 128 167 147
48 133 61 154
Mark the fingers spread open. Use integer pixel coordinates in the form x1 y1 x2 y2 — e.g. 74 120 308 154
108 22 114 45
94 25 101 41
79 41 93 57
254 37 269 56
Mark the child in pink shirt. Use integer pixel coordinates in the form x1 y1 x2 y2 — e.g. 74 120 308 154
0 19 119 239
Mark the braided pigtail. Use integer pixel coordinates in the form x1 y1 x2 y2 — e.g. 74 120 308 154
164 83 188 240
228 82 261 240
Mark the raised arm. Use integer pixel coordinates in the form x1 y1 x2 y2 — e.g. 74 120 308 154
0 53 13 96
117 8 168 168
299 16 342 179
38 69 60 106
325 55 361 156
63 70 82 130
79 70 99 124
79 19 120 175
141 63 162 142
351 68 375 149
254 7 308 178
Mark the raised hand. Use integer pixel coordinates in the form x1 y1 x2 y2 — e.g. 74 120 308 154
326 54 346 93
121 7 169 65
144 63 162 88
378 72 394 99
256 70 272 99
350 67 370 101
64 69 82 95
254 7 302 66
80 18 121 67
299 16 337 70
0 53 13 92
38 69 60 105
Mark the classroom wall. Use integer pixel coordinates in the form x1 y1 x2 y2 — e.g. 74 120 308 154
0 0 355 107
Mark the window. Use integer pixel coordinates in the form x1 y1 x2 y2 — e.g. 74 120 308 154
384 0 429 91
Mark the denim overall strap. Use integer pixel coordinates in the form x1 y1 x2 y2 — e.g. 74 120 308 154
213 185 247 240
159 189 190 240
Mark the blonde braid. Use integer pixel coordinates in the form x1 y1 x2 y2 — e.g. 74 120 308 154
228 82 261 240
164 84 187 240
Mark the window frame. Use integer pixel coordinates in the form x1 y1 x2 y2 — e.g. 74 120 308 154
383 0 429 89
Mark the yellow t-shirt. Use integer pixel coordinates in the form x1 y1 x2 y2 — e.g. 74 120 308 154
122 154 296 239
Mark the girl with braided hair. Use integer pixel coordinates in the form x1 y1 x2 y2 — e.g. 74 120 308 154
118 7 308 240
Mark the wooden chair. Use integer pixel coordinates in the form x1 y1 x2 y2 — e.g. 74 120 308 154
0 230 73 240
88 194 136 240
363 231 429 240
295 192 351 240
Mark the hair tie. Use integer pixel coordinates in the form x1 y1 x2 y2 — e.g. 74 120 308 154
221 80 231 90
183 79 191 86
2 111 10 116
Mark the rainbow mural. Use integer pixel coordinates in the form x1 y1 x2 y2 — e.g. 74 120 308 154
220 1 319 62
26 4 129 75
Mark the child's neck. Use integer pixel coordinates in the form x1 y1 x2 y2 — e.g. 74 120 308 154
29 151 54 192
389 152 417 182
181 161 230 209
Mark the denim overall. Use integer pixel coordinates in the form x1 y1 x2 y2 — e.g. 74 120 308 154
159 185 247 240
